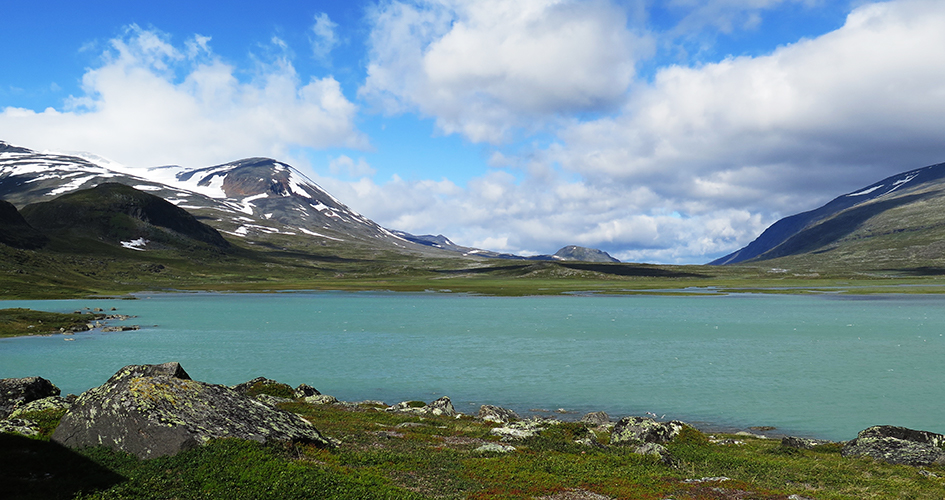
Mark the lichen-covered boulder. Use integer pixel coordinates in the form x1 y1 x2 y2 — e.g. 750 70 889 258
0 418 43 437
479 404 520 423
842 425 945 466
611 416 688 445
294 383 321 398
490 418 560 441
9 395 72 418
0 376 61 418
781 436 835 450
51 362 332 459
580 411 611 427
388 396 458 417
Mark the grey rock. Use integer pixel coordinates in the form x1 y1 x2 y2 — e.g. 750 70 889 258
633 442 671 462
0 418 42 437
0 376 61 418
388 396 458 417
254 394 293 406
51 362 331 459
842 425 945 466
781 436 835 450
611 416 688 445
580 411 610 426
230 376 281 395
9 395 72 418
303 394 338 405
475 442 517 453
294 383 321 398
479 404 520 423
491 418 559 441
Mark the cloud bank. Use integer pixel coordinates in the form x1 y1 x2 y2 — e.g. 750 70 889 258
0 24 365 168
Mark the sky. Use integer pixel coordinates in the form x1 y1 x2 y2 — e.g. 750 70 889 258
3 0 945 264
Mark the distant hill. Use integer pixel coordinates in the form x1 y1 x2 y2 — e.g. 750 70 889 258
711 161 945 270
391 232 620 263
20 183 230 252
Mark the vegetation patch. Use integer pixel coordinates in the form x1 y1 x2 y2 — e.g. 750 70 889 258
0 308 103 338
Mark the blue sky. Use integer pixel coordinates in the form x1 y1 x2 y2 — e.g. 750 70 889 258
3 0 945 263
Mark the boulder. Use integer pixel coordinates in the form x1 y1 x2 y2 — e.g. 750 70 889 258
388 396 458 417
294 383 321 399
491 418 559 441
51 362 331 459
781 436 835 450
580 411 611 427
0 376 61 418
303 394 338 405
611 416 688 445
9 395 72 418
842 425 945 466
479 404 520 423
0 418 43 437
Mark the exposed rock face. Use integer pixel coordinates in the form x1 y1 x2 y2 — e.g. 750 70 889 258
294 383 321 398
0 376 61 418
842 425 945 466
479 404 520 423
611 416 688 445
51 362 331 459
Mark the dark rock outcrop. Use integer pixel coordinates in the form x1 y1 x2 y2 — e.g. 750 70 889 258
478 404 520 423
51 362 331 459
781 436 835 450
0 376 61 418
842 425 945 466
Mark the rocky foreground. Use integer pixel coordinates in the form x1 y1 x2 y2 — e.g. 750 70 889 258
2 361 944 470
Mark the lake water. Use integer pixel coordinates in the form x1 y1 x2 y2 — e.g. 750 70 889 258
1 291 942 441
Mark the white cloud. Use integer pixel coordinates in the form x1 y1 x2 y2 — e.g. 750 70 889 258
0 25 366 168
360 0 653 143
311 13 340 61
336 0 945 263
328 154 376 177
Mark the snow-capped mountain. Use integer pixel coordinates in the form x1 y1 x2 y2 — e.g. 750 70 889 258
0 141 415 250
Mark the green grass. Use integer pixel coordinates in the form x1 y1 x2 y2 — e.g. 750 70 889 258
5 401 944 499
0 308 104 338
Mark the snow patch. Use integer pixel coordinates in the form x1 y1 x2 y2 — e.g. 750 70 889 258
120 238 148 251
847 185 883 197
297 227 343 241
47 175 98 195
133 184 163 191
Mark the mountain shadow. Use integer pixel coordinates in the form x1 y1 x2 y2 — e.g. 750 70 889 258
20 183 230 252
0 200 48 249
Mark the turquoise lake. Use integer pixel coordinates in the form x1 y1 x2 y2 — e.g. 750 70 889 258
1 292 942 441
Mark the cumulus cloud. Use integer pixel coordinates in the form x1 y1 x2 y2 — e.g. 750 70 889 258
340 0 945 263
360 0 653 143
329 154 376 177
0 25 366 168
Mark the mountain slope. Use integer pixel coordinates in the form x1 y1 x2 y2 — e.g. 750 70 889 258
20 183 230 252
711 161 945 269
0 199 47 249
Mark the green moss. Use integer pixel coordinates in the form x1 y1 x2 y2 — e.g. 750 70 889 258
8 408 68 439
245 381 295 399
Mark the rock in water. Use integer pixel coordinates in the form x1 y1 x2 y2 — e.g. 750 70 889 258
842 425 945 466
0 376 61 418
51 362 331 459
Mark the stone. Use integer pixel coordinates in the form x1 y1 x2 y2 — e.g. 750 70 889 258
51 362 332 459
475 442 517 453
580 411 610 426
479 404 520 423
0 376 61 418
842 425 945 466
781 436 835 450
632 442 671 462
8 395 72 418
491 418 559 441
388 396 458 417
230 376 280 395
294 383 321 398
303 394 338 405
0 418 42 437
610 416 688 445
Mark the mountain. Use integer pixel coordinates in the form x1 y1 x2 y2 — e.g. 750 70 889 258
711 161 945 268
0 199 47 249
552 245 620 263
20 183 229 252
391 232 620 263
0 142 439 255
